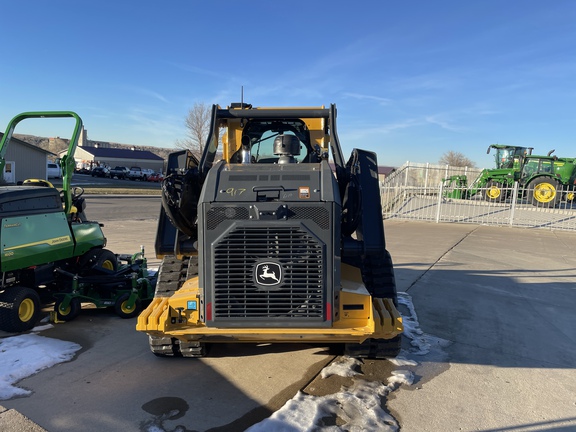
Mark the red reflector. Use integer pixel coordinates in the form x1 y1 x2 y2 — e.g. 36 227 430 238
326 302 332 320
206 302 212 321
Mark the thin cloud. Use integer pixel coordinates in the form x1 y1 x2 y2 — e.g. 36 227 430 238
343 93 393 105
424 115 463 132
111 84 170 104
340 118 421 142
128 87 169 104
126 109 182 137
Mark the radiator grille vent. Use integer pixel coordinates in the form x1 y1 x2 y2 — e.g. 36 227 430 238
213 226 324 320
207 206 329 230
207 207 250 230
288 207 330 229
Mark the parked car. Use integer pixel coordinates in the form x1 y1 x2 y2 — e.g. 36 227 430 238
47 162 62 179
127 166 154 181
109 166 130 179
147 172 164 182
91 167 110 177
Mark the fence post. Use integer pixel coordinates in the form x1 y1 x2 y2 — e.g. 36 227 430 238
404 162 410 187
509 182 519 226
424 162 429 190
436 182 443 223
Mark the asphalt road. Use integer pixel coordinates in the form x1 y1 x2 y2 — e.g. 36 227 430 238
51 173 163 191
1 195 575 431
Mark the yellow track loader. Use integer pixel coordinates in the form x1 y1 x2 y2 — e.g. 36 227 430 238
137 103 403 358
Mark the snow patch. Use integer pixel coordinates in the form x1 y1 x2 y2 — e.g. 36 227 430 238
398 291 451 355
247 291 444 431
388 370 414 386
320 356 362 379
246 382 402 432
389 353 418 367
0 332 81 400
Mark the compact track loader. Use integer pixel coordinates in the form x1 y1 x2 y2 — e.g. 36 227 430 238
137 103 403 358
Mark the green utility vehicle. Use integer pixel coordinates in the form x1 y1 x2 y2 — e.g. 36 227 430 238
444 144 576 207
53 248 155 322
0 112 118 332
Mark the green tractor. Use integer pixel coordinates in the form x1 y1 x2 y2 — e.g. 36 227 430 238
0 112 118 332
444 145 576 207
519 151 576 207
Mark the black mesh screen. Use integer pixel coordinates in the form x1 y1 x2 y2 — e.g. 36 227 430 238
212 226 325 320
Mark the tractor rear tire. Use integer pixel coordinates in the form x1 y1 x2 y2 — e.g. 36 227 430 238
114 293 141 319
528 178 560 208
55 297 81 322
0 287 41 332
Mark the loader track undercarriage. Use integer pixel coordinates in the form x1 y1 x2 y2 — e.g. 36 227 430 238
148 255 207 358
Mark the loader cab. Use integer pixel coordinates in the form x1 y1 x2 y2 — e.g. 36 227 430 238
228 119 320 164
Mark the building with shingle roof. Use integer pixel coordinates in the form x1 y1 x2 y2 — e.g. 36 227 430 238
61 144 164 173
1 132 56 183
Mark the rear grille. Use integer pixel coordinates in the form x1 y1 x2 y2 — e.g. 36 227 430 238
213 226 325 321
207 206 329 230
288 207 329 229
207 206 250 230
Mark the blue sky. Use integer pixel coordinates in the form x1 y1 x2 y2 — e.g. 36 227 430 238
1 1 575 168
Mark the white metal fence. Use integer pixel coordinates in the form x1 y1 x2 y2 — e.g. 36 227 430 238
381 162 576 230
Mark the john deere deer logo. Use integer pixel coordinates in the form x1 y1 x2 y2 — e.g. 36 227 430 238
255 262 282 286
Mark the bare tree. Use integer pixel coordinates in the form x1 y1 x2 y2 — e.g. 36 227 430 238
175 102 212 159
439 150 476 168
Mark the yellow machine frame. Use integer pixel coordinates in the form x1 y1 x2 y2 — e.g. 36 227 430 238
137 262 402 344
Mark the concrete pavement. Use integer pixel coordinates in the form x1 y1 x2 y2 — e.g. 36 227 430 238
385 220 576 431
0 405 47 432
2 218 576 431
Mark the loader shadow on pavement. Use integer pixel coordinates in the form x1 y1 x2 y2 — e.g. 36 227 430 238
2 312 335 432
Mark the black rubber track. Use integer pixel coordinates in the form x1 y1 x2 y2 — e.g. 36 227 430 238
362 249 398 304
148 255 205 357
